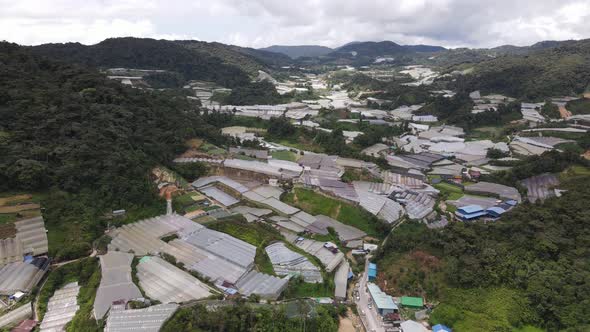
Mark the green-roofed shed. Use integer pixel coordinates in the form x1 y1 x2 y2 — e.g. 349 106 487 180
400 296 424 308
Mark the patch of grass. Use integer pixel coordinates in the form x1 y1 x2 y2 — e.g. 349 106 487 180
447 192 464 201
433 182 463 194
255 247 275 275
560 165 590 182
429 288 541 332
271 150 298 162
0 213 17 225
283 188 381 236
378 250 446 301
283 276 334 299
565 98 590 115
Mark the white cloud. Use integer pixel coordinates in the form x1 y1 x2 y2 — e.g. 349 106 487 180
0 0 589 48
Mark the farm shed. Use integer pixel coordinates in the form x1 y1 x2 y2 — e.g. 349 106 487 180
104 303 178 332
136 256 213 303
265 242 322 283
234 270 289 300
94 252 142 319
40 282 80 332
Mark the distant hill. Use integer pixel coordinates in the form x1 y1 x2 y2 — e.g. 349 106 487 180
331 41 446 57
452 38 590 100
259 45 333 59
490 40 572 55
30 37 279 88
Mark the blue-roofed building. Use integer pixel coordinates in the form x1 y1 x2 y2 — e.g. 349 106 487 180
368 263 377 281
505 200 518 206
486 206 506 218
433 324 452 332
455 205 486 221
367 283 398 316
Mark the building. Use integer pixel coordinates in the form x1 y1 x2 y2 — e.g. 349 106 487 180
455 205 487 221
486 206 506 218
104 303 178 332
433 324 453 332
368 263 377 281
367 283 398 316
400 296 424 309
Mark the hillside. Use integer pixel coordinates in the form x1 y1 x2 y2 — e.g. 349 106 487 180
375 153 590 331
332 41 445 56
30 37 255 88
0 42 221 259
450 39 590 100
260 45 334 58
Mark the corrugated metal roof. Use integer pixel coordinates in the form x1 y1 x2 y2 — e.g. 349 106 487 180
40 282 80 332
94 252 142 319
199 186 240 207
0 260 47 295
0 302 32 329
367 283 398 310
334 261 350 299
235 270 288 300
105 303 178 332
137 256 212 303
265 242 322 283
192 176 249 193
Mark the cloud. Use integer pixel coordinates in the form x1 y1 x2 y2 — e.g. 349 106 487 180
0 0 589 48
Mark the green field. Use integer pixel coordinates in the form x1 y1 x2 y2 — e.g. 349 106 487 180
433 182 464 201
283 188 381 236
430 288 542 332
271 150 298 162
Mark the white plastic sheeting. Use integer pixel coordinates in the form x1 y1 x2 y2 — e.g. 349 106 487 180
40 282 80 332
136 256 212 304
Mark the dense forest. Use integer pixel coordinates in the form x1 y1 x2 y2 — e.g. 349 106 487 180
451 39 590 100
30 38 253 88
375 152 590 331
0 42 225 259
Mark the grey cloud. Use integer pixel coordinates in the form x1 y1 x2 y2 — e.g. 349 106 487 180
0 0 589 48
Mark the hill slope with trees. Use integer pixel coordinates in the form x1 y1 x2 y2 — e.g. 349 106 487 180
30 38 258 88
451 39 590 100
375 153 590 331
0 42 225 259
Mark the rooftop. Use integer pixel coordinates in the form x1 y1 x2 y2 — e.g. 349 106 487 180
367 283 398 310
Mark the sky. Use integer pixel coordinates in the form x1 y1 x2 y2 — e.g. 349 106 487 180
1 0 590 49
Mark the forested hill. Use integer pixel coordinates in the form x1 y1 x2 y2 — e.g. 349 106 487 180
1 41 232 258
451 38 590 100
0 41 217 211
375 152 590 331
30 37 259 88
260 45 334 58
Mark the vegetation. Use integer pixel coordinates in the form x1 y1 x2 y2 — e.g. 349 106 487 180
565 97 590 115
486 147 510 159
208 216 324 274
430 288 541 332
222 80 286 105
36 258 99 321
161 302 340 332
283 188 388 237
169 162 208 182
540 101 561 119
452 39 590 100
0 42 239 260
31 37 254 88
271 150 298 162
376 162 590 330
